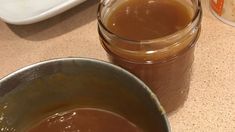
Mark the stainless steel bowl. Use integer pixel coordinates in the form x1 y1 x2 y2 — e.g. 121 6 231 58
0 58 170 131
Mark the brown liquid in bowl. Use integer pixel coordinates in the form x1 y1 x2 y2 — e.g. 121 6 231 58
28 108 142 132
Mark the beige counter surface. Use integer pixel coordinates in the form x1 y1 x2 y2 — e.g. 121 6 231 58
0 1 234 131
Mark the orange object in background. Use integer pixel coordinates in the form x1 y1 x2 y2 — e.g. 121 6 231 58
210 0 224 16
210 0 235 26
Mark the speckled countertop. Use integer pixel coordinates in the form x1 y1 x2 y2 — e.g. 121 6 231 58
0 1 234 132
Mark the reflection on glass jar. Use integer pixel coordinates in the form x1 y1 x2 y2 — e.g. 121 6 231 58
98 0 202 114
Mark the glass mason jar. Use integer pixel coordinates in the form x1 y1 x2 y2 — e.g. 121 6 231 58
98 0 202 114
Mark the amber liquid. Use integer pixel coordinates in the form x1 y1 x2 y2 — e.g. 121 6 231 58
101 0 196 113
107 0 191 40
28 108 142 132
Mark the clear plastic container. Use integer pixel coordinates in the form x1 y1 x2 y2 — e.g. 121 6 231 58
209 0 235 26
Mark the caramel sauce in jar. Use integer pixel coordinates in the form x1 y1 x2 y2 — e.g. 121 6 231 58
98 0 202 113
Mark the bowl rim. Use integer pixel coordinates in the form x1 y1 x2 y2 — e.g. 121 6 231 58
0 57 171 131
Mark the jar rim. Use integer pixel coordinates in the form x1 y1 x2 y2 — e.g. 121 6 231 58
97 0 202 45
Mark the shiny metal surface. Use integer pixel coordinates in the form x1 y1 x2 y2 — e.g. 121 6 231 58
0 58 170 131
